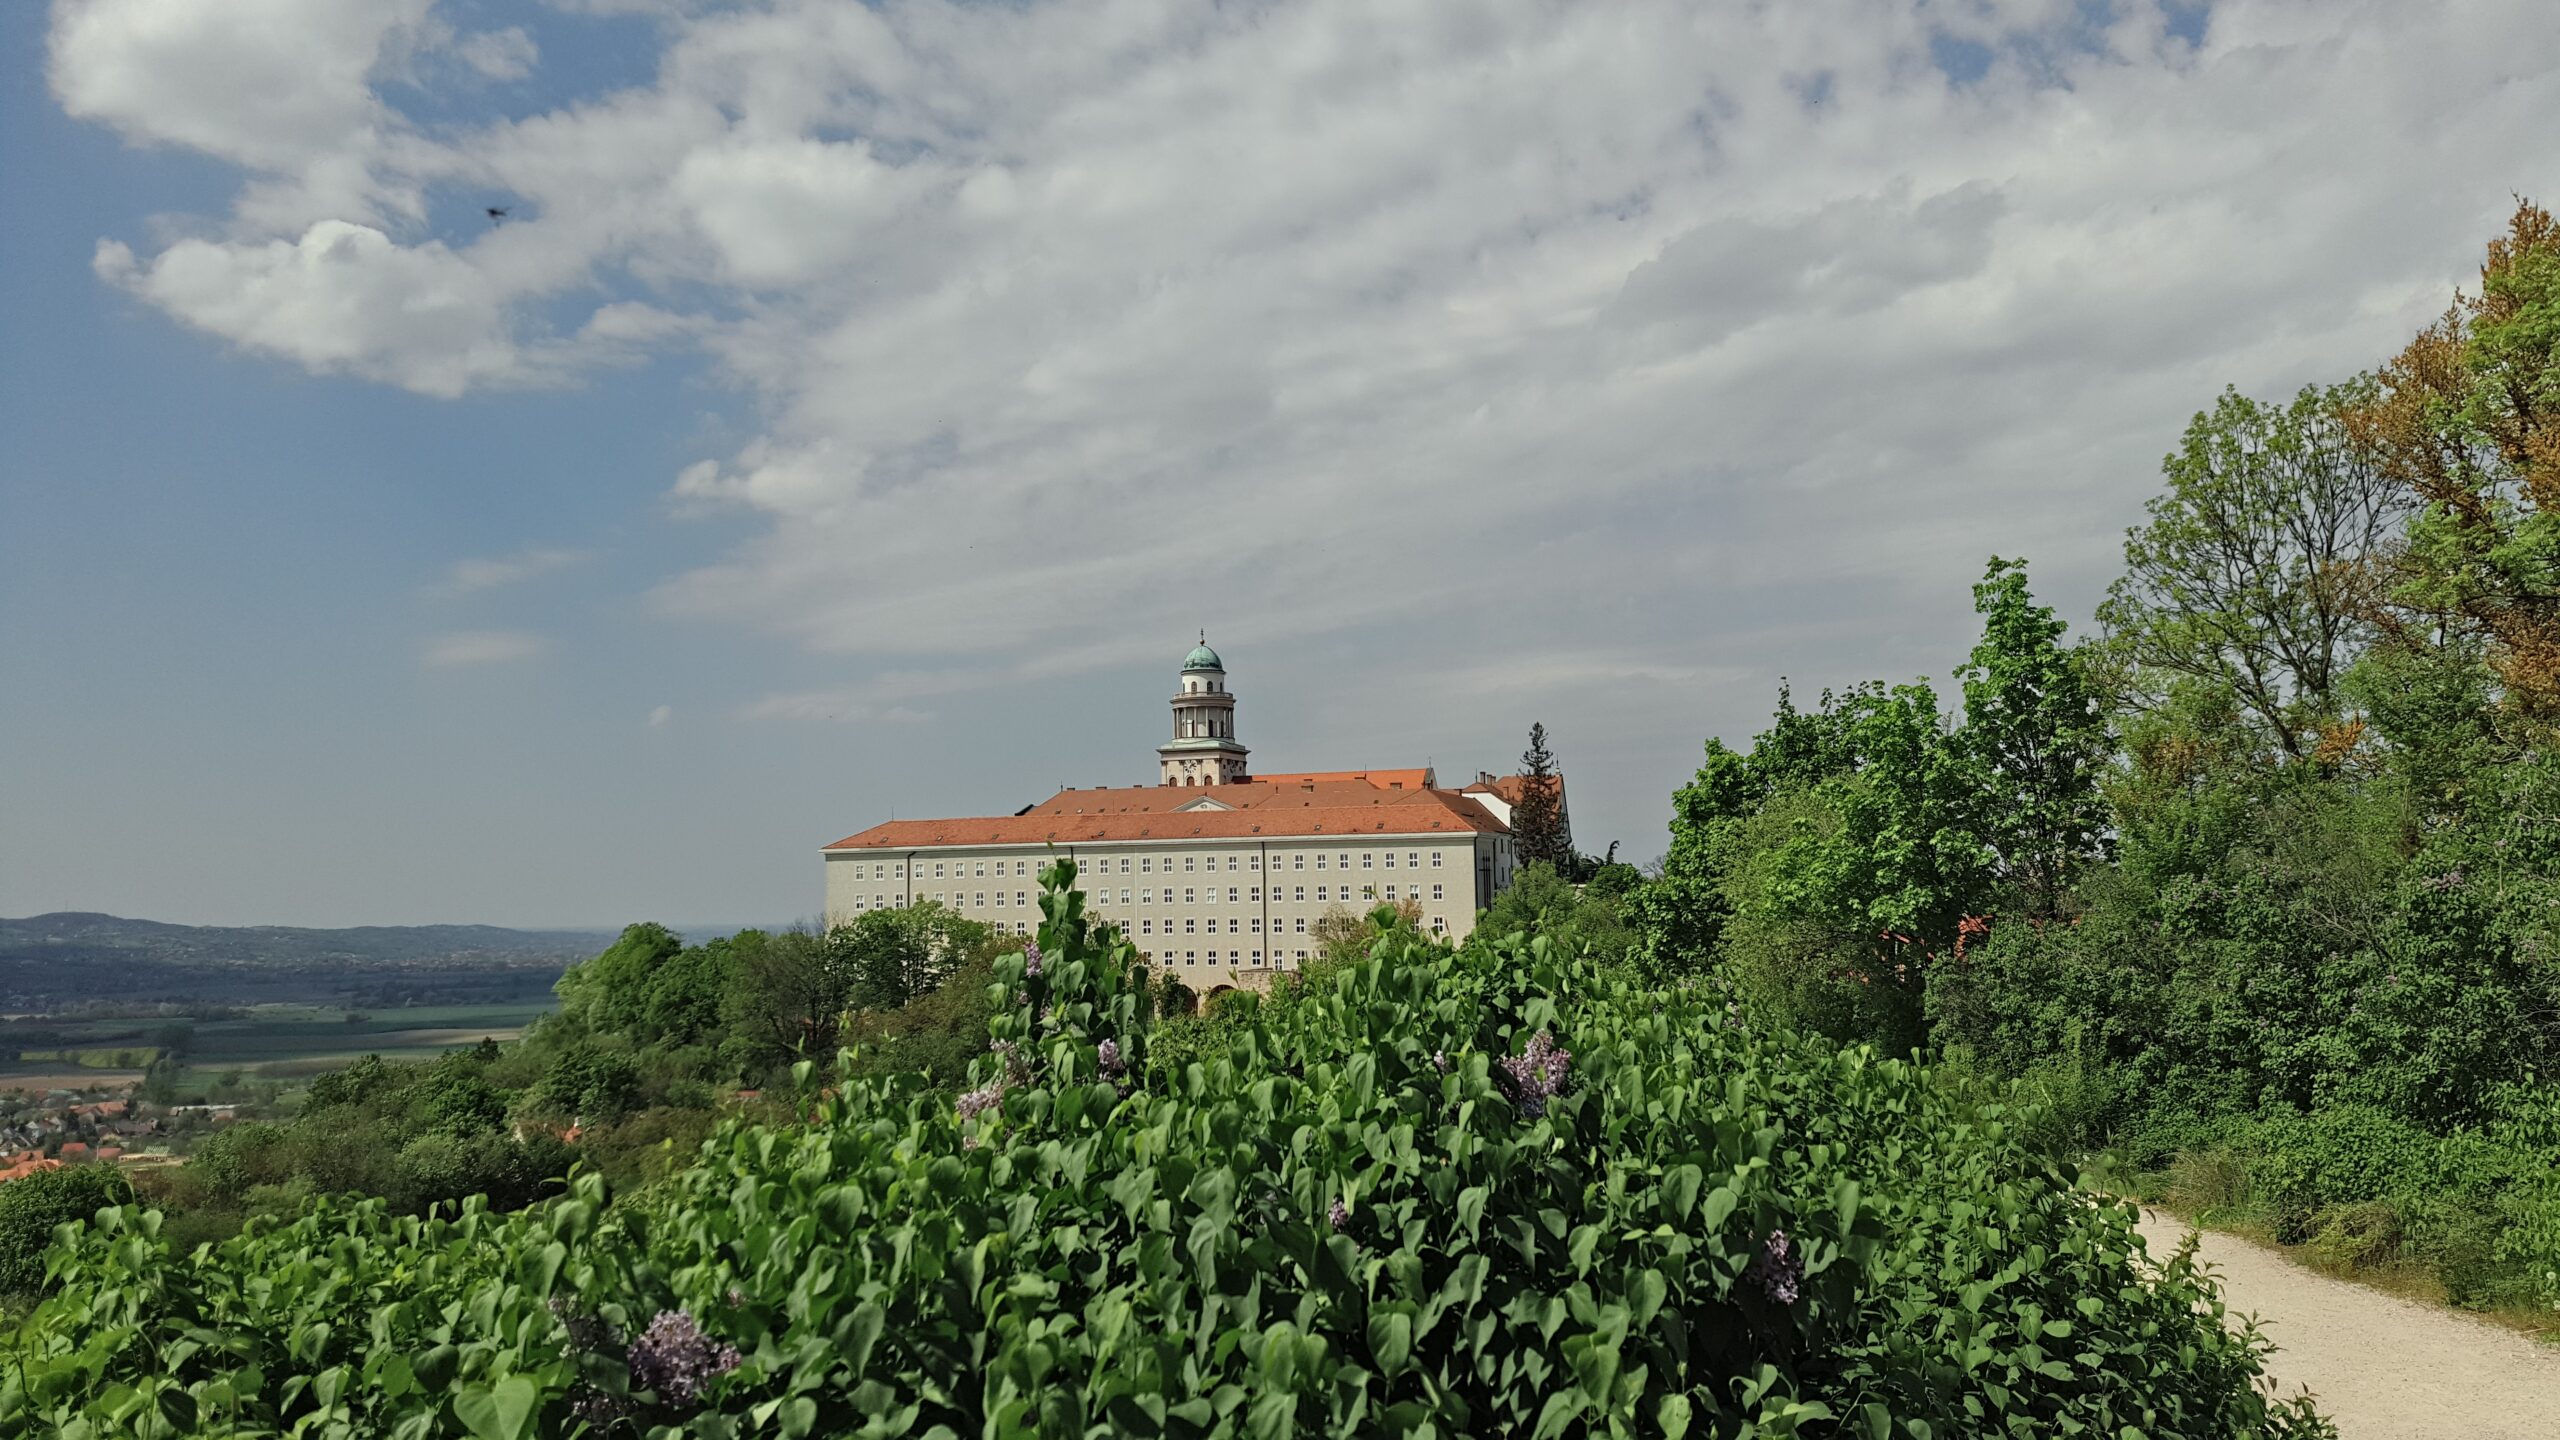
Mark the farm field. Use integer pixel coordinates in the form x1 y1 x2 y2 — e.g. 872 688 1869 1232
185 1002 552 1076
0 1001 554 1092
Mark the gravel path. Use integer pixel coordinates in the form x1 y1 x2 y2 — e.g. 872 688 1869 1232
2134 1210 2560 1439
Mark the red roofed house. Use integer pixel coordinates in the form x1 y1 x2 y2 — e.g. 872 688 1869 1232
823 643 1540 982
1459 771 1569 842
0 1156 63 1185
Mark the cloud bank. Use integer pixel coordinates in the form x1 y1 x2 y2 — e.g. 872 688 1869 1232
51 0 2560 819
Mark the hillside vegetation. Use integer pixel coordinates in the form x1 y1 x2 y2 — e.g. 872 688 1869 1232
1634 200 2560 1320
2 868 2325 1438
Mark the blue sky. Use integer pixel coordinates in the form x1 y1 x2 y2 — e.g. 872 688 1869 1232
3 0 2553 929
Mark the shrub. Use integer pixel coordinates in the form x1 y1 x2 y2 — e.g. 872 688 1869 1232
0 1167 131 1297
2 868 2330 1438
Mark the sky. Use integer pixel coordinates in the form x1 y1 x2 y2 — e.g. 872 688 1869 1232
2 0 2555 931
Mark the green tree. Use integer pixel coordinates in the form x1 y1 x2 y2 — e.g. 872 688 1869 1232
1631 683 1858 969
1507 722 1573 870
840 903 995 1013
1958 557 2112 913
553 922 685 1036
2098 382 2401 760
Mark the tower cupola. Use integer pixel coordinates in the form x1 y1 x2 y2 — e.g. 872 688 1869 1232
1158 635 1249 786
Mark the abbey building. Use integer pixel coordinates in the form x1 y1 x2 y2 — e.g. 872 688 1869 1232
822 643 1543 977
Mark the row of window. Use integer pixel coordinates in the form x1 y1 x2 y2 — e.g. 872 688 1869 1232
845 850 1449 881
843 881 1447 913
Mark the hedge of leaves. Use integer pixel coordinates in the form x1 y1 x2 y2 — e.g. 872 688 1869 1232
4 862 2329 1438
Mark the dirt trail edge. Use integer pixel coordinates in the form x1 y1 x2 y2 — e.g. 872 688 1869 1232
2134 1210 2560 1439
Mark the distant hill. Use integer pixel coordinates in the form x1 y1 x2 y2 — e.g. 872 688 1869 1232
0 913 618 1013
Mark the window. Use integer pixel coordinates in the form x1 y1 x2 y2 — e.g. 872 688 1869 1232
1432 883 1445 900
1142 857 1153 873
1363 854 1374 869
1409 853 1420 868
1432 852 1443 868
1185 918 1197 933
1295 917 1307 933
1226 887 1238 902
1250 886 1261 901
1251 918 1262 933
1121 889 1131 904
1185 950 1197 964
1141 918 1153 934
1184 888 1195 904
1185 857 1196 871
1294 886 1305 901
1385 852 1396 868
1362 885 1377 900
1316 854 1327 870
974 861 986 877
1017 891 1027 906
934 862 946 878
974 892 985 906
1385 884 1397 900
1431 917 1447 934
1250 855 1261 870
935 892 946 903
1120 858 1131 873
994 891 1006 907
1293 854 1304 869
1296 949 1309 961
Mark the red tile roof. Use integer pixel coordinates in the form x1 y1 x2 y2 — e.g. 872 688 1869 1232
1462 773 1564 806
828 779 1506 852
1252 768 1436 791
0 1157 62 1185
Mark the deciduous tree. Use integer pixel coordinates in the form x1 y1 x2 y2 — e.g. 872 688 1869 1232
2348 197 2560 726
1959 557 2111 913
2098 383 2402 760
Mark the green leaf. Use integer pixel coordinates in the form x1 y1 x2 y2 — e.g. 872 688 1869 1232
452 1375 541 1440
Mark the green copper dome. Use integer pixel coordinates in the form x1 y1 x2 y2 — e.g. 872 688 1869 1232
1183 642 1224 671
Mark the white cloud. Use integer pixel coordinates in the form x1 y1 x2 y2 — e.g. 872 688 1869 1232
423 630 545 666
647 704 673 728
453 26 536 82
95 222 550 396
50 0 2560 839
439 546 585 594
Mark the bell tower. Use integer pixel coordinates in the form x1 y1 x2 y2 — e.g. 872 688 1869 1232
1158 636 1250 786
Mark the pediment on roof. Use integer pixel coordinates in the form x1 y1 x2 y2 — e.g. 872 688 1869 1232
1175 796 1236 812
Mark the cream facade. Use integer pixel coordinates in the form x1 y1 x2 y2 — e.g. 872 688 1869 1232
823 832 1515 972
821 642 1529 985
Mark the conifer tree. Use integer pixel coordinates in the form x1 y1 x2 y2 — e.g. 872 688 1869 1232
1510 722 1573 870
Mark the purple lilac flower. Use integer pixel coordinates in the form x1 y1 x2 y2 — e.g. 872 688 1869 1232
570 1385 632 1429
1022 938 1044 976
955 1078 1007 1124
1098 1038 1126 1076
1498 1030 1572 1118
627 1309 742 1406
1327 1197 1351 1229
1751 1229 1802 1305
